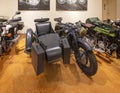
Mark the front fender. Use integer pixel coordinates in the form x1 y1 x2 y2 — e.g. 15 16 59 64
78 38 92 51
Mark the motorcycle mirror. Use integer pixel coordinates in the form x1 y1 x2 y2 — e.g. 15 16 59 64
15 11 21 15
54 17 63 23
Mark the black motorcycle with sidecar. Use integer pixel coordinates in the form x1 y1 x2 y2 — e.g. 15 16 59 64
25 18 98 76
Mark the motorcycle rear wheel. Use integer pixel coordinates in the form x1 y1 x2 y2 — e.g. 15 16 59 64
75 46 98 76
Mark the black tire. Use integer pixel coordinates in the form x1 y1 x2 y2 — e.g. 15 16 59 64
75 46 98 76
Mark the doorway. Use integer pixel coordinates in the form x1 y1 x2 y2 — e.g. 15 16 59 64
102 0 117 20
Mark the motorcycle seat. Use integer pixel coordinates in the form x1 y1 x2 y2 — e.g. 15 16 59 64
34 18 49 23
83 23 95 28
10 17 21 22
0 18 8 23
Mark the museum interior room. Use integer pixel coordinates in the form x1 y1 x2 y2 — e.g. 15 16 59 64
0 0 120 93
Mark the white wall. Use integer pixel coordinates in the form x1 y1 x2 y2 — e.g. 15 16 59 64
0 0 102 32
117 0 120 18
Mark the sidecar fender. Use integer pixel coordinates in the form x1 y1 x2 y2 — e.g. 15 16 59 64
25 28 33 53
78 38 92 51
0 45 2 55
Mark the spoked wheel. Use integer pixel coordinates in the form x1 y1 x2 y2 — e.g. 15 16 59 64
75 46 98 76
66 0 77 4
78 0 87 5
42 0 49 5
57 0 66 4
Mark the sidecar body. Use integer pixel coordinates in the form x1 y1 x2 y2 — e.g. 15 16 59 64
25 18 71 75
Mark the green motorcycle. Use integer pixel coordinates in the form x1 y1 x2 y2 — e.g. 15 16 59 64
82 17 120 58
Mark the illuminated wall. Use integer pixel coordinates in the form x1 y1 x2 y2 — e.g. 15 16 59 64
0 0 102 32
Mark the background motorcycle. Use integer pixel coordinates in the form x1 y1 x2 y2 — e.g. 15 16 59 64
54 17 98 76
82 17 120 58
0 11 24 55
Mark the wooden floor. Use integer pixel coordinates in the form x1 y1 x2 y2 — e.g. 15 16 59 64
0 35 120 93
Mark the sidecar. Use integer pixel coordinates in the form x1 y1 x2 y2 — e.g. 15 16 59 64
25 18 71 75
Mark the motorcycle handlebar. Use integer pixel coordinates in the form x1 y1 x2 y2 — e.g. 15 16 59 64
59 22 77 31
54 17 63 23
9 17 21 23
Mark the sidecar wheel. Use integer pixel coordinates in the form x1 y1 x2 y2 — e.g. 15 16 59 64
75 48 98 76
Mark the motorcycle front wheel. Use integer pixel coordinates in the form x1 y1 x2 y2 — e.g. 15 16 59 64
75 45 98 76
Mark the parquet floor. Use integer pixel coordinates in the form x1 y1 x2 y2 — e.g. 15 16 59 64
0 35 120 93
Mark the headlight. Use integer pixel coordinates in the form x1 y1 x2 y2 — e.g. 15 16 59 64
79 27 87 37
65 29 68 33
